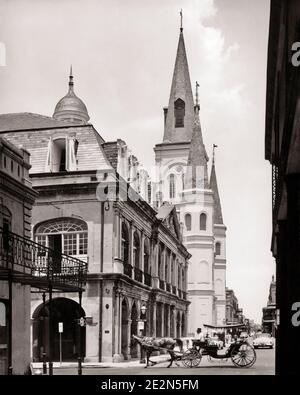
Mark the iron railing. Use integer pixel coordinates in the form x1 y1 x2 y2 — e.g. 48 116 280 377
123 262 152 287
0 228 87 291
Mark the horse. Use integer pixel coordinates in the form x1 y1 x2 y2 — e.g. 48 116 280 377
131 335 183 368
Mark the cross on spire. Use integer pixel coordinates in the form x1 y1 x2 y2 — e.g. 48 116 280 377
180 9 183 32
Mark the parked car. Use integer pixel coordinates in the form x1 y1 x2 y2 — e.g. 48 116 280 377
253 333 274 349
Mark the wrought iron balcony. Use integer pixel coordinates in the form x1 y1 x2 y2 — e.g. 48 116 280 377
0 228 87 292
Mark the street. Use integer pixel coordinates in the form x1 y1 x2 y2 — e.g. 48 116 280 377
52 348 274 376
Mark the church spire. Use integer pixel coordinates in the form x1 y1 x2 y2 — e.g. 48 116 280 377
210 147 224 224
184 104 209 189
163 18 195 143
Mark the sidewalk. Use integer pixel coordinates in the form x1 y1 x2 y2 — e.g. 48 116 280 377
31 354 170 372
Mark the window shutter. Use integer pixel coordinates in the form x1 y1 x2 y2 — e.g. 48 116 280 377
45 137 53 172
66 137 77 171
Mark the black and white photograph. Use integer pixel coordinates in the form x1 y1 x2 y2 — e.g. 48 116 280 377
0 0 299 384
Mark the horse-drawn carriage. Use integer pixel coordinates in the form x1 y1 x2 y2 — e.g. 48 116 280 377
181 323 256 368
132 323 256 369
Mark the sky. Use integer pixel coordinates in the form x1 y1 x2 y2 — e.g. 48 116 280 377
0 0 273 323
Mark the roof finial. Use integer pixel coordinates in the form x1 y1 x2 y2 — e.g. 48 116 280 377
195 81 200 112
180 9 183 32
212 144 218 165
69 65 74 89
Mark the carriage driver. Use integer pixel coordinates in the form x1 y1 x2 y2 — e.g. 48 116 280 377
195 328 205 341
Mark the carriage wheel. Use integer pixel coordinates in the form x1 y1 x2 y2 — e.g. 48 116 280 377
230 343 256 368
182 348 202 368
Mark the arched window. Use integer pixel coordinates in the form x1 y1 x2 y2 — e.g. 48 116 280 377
0 205 12 231
121 223 129 265
174 98 185 127
143 240 149 274
133 232 140 268
200 213 207 230
35 218 88 256
185 214 191 231
215 242 221 256
169 174 176 199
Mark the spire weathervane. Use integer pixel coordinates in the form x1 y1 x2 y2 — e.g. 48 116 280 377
180 9 183 32
213 144 218 164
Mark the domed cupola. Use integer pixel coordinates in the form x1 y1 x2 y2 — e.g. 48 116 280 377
53 67 90 124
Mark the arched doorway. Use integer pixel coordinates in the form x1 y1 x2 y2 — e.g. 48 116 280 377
32 298 86 362
130 303 138 358
121 299 129 360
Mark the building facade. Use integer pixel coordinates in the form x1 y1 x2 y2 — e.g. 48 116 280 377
152 26 227 334
0 72 190 363
262 275 276 337
0 137 35 374
0 136 87 375
265 0 300 375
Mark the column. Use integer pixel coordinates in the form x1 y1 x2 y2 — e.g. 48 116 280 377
113 209 123 273
127 319 132 360
141 231 145 283
152 242 159 288
167 305 171 337
152 302 157 337
161 303 165 337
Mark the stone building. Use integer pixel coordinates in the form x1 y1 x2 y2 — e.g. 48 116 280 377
0 137 36 374
152 25 227 333
262 275 276 336
0 135 87 375
0 71 190 363
225 288 239 325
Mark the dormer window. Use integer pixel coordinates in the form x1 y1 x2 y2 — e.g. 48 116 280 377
174 98 185 128
46 137 78 172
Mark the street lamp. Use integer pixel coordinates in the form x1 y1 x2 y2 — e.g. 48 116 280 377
141 305 147 317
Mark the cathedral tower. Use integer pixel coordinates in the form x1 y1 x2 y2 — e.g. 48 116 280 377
153 18 227 333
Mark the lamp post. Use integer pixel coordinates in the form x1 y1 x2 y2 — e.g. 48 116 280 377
139 304 147 364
